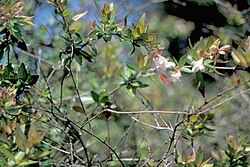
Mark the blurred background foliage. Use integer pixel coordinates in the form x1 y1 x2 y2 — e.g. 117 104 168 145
0 0 250 166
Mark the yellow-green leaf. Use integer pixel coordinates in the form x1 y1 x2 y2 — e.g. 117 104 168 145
137 54 145 69
137 13 147 34
190 115 198 123
63 10 72 17
39 150 53 158
18 160 38 166
15 125 27 151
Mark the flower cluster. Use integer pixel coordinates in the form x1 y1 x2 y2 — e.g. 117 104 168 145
189 39 230 73
0 1 35 27
150 51 182 86
0 1 23 24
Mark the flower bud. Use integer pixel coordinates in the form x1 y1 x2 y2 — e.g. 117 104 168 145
219 45 230 51
14 2 24 8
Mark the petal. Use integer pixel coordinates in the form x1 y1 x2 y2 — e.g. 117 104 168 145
219 45 230 51
192 66 199 73
200 65 205 72
159 74 170 86
219 50 226 55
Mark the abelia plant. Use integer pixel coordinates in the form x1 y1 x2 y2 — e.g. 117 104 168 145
0 0 249 166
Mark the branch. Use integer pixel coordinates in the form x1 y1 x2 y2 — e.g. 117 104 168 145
104 109 187 115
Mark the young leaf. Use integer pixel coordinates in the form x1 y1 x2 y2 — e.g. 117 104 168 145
137 13 147 34
18 160 38 166
72 11 88 22
91 91 99 103
63 9 72 17
190 115 198 123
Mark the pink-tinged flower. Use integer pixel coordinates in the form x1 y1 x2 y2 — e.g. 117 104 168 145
219 45 230 55
192 57 205 73
169 70 182 82
151 55 176 73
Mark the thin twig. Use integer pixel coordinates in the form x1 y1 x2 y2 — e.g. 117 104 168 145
104 109 187 115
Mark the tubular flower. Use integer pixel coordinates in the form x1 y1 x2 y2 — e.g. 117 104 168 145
169 70 182 82
192 57 205 73
151 55 176 73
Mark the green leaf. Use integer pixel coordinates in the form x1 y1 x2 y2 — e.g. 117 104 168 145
70 24 82 33
91 91 99 103
9 25 22 40
181 67 192 73
196 71 205 97
124 10 132 27
100 96 109 103
179 55 187 67
79 50 93 63
0 146 15 161
27 75 39 85
16 40 28 51
18 63 28 81
109 3 119 25
196 147 204 165
72 11 88 22
15 125 27 151
0 154 7 165
63 10 72 17
89 44 98 55
72 106 85 113
126 62 137 71
206 114 214 121
126 86 136 97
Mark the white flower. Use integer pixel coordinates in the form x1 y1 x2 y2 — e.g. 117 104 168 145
151 55 176 73
192 57 205 73
170 70 182 82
